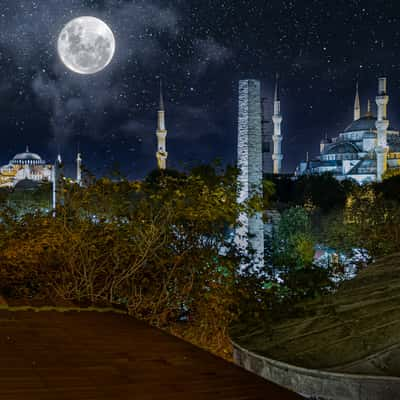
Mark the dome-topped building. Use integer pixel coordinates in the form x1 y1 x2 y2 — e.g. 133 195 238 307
0 146 52 188
296 78 400 184
0 146 83 189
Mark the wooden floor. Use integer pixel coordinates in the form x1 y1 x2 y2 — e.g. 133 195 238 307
0 310 302 399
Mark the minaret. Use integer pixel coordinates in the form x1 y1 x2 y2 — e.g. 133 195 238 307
236 79 264 274
76 152 82 185
366 99 372 116
375 77 389 182
57 144 62 165
354 81 361 121
51 163 57 214
52 155 62 214
272 74 283 174
156 80 168 170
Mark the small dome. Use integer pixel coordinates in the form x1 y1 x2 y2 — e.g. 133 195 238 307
13 179 40 191
326 142 360 154
344 115 377 133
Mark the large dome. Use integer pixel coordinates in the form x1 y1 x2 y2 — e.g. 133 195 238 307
344 115 377 133
11 147 45 165
13 152 42 161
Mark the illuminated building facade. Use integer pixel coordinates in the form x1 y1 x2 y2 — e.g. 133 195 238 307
296 77 400 184
0 147 53 188
0 147 83 188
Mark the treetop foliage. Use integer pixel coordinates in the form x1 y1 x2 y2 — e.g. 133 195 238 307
0 166 250 359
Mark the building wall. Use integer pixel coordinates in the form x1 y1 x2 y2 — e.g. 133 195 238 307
0 164 52 188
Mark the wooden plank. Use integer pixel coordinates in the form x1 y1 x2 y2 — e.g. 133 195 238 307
0 310 302 399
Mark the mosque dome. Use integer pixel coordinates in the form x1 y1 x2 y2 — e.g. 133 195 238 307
344 115 377 133
11 147 45 165
326 142 360 154
13 179 41 191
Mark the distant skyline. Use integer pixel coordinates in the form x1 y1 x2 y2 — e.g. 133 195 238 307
1 0 400 178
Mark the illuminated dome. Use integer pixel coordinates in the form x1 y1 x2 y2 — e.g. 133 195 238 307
326 142 360 154
11 147 45 165
344 115 377 133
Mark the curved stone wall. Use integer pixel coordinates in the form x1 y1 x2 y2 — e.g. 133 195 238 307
232 340 400 400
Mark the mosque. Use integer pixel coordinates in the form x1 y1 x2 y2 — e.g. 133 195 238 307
0 147 52 188
0 81 168 190
0 80 167 190
296 77 400 184
0 147 82 189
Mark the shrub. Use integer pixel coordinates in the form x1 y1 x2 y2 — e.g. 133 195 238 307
0 168 244 360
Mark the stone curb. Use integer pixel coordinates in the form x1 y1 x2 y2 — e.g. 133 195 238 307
231 340 400 400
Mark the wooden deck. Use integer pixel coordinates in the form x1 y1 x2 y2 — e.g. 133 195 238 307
0 309 302 399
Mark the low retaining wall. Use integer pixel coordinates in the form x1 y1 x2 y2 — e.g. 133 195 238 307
232 340 400 400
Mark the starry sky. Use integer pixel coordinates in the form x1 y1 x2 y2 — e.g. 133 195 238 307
1 0 400 178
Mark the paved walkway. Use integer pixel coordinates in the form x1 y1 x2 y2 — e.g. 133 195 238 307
0 309 302 399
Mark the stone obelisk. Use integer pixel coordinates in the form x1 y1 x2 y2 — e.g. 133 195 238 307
236 79 264 274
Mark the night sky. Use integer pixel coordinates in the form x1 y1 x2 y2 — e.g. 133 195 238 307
1 0 400 178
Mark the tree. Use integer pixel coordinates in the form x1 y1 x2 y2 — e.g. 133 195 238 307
376 173 400 203
294 173 353 213
327 185 400 257
263 179 276 209
270 207 331 303
264 173 355 214
0 166 247 359
273 207 314 268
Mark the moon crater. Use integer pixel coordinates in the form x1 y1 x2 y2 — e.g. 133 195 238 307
58 16 116 75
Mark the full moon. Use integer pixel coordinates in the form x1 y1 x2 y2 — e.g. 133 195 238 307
58 16 116 75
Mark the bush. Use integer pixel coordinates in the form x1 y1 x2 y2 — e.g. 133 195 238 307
0 168 245 359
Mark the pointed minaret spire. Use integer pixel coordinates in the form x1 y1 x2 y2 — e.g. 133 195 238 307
366 99 372 116
76 144 82 186
26 145 29 153
274 73 279 102
272 73 283 174
159 79 165 111
354 81 361 121
156 79 168 170
52 151 61 215
56 143 62 165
